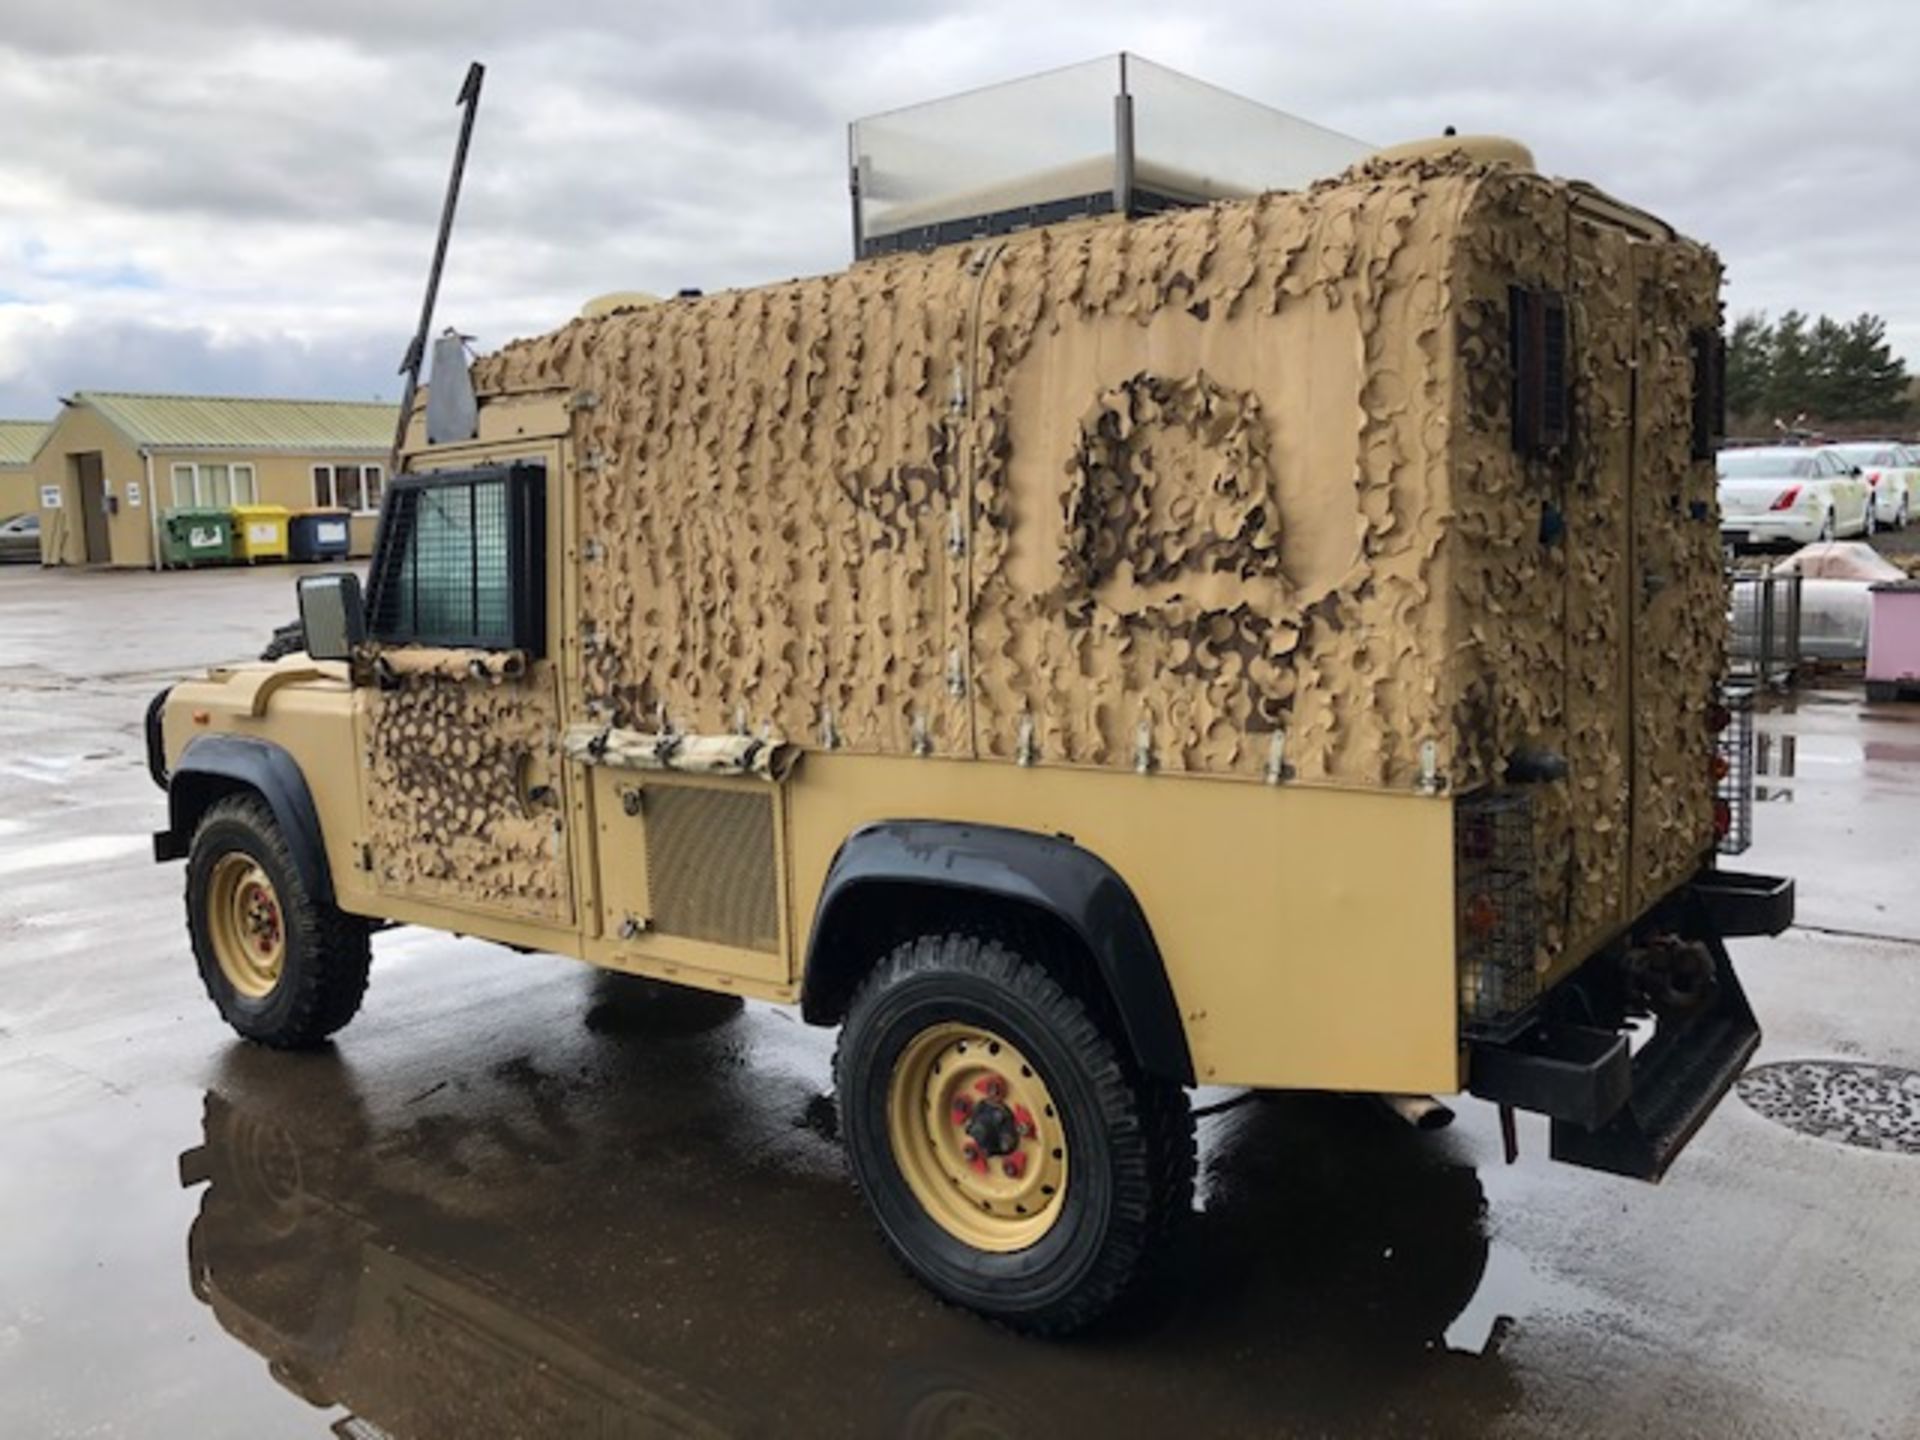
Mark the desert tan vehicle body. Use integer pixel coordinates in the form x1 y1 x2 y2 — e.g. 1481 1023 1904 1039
154 142 1789 1331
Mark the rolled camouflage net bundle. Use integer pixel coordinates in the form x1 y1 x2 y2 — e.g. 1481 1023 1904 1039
562 724 797 780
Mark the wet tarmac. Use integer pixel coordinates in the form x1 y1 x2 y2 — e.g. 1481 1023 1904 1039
3 564 1919 1439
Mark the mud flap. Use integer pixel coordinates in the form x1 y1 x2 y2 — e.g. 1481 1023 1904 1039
1548 922 1761 1182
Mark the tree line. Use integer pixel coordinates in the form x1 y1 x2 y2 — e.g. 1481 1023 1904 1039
1725 310 1911 428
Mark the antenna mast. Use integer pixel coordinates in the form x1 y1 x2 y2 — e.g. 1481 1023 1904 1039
391 61 485 472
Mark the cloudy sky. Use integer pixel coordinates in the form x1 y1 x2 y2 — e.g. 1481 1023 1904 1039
1 0 1916 418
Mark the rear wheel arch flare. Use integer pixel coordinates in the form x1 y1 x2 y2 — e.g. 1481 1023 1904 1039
800 821 1194 1085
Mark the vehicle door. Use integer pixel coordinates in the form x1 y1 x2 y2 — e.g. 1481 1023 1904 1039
352 460 575 930
1832 453 1870 534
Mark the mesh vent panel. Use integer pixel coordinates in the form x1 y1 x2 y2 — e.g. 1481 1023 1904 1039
644 786 779 951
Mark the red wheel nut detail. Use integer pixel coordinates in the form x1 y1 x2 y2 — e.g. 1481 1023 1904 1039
1013 1104 1035 1136
974 1076 1006 1100
951 1097 972 1124
1002 1153 1027 1179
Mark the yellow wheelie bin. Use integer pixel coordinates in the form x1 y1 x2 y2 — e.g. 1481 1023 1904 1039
230 504 291 563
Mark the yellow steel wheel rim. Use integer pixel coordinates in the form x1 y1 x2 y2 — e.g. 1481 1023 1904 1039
207 852 286 999
886 1021 1069 1252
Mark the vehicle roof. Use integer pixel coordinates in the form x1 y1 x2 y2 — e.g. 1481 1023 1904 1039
1718 444 1839 458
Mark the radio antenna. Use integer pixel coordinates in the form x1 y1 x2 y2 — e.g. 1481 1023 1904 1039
391 61 485 472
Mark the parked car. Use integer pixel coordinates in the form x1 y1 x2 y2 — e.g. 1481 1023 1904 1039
1717 446 1872 547
1828 441 1916 529
0 512 40 564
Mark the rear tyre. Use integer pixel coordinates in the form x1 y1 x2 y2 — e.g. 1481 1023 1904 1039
835 932 1194 1334
186 794 371 1048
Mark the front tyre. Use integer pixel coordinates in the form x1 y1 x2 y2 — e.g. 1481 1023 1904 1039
186 794 371 1048
835 932 1194 1334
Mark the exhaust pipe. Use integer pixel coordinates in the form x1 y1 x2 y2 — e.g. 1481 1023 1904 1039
1377 1093 1456 1131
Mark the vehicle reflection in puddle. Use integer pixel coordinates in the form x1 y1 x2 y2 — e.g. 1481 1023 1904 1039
177 979 1525 1438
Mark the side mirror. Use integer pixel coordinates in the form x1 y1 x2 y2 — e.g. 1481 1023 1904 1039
1851 465 1865 477
296 572 367 662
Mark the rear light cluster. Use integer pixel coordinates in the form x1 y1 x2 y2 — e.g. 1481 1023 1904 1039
1868 471 1883 488
1711 687 1754 855
1455 789 1539 1030
1769 485 1802 512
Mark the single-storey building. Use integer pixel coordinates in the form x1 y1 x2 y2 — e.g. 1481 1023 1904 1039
1 420 47 520
30 391 396 568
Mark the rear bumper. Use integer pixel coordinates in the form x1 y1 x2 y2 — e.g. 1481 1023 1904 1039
1466 870 1792 1181
1722 515 1820 546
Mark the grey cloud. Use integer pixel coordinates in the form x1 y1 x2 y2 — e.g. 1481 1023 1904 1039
0 315 396 417
2 1 1918 418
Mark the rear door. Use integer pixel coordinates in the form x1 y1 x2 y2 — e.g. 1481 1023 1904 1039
1626 241 1723 914
1562 213 1638 946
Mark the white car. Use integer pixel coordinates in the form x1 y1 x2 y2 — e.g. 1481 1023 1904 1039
1828 441 1916 529
1716 446 1873 547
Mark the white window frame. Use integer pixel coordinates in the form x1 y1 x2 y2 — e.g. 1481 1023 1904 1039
312 461 384 515
168 461 256 507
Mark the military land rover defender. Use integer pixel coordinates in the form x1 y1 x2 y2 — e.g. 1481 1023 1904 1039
150 60 1792 1332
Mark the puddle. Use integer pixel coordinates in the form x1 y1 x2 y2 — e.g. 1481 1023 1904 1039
1442 1237 1614 1354
134 1045 1526 1436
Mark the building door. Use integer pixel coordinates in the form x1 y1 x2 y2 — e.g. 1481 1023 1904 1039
73 452 109 563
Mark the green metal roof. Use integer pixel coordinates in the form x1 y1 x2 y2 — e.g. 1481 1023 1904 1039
75 391 396 455
0 419 48 467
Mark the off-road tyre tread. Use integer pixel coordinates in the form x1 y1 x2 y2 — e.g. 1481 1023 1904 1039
186 793 370 1048
834 931 1195 1335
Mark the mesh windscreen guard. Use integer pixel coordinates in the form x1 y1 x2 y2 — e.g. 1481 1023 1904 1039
1455 789 1540 1027
643 785 780 952
374 478 512 646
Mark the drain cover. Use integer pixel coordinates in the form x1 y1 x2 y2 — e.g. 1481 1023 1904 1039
1737 1060 1920 1155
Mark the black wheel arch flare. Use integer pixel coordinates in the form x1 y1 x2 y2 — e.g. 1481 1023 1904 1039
802 820 1195 1085
157 734 335 907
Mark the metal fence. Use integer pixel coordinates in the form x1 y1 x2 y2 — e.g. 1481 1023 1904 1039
1715 685 1755 856
1727 570 1804 689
